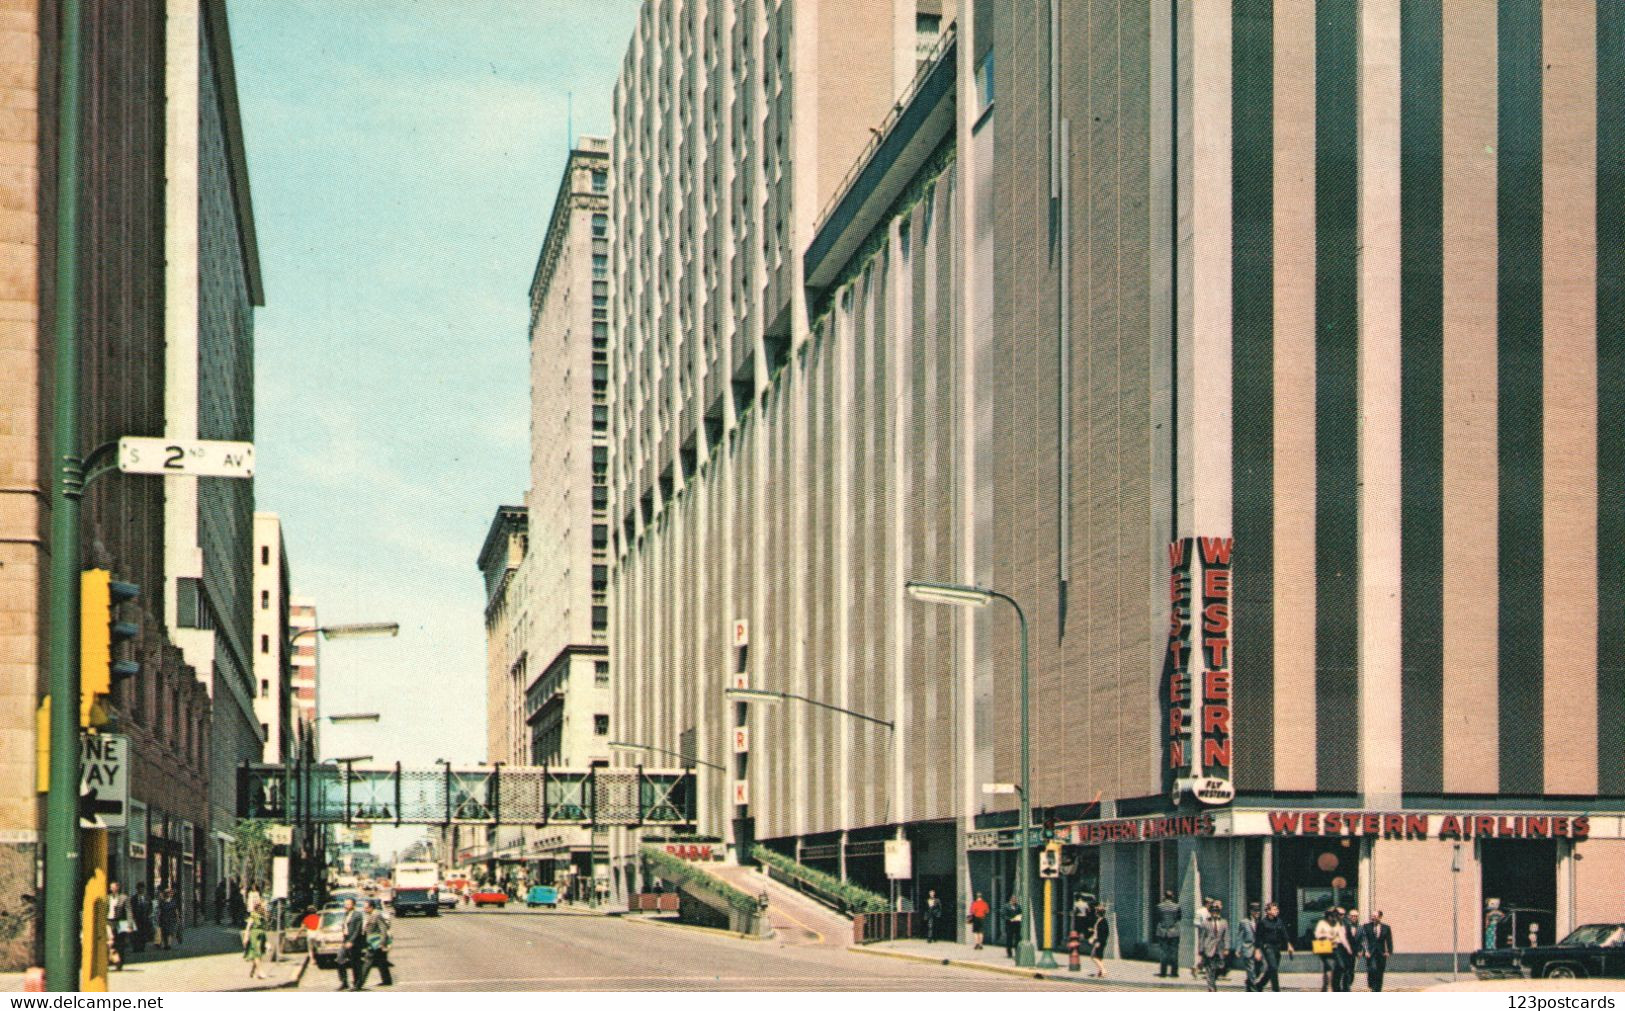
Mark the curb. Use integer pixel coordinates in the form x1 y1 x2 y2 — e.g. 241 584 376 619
623 914 771 943
845 945 1219 989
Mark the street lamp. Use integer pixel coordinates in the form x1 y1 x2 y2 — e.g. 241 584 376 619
322 712 381 725
328 755 373 766
290 622 400 644
723 687 895 729
906 579 1036 967
608 740 727 772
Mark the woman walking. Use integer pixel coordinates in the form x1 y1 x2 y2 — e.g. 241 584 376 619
158 889 181 950
1088 903 1112 977
242 900 270 980
1314 907 1347 992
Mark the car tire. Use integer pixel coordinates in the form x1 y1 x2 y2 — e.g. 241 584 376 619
1545 964 1584 980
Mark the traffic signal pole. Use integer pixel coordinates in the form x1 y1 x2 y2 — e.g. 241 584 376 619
44 0 84 989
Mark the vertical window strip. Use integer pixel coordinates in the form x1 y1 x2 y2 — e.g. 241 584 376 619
1596 0 1625 795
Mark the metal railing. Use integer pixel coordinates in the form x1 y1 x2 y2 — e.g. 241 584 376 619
810 21 958 239
853 911 917 945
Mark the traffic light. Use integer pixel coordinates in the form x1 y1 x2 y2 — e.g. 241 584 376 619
80 569 139 729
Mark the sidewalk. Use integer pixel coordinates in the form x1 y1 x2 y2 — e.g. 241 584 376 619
852 939 1460 992
110 925 292 993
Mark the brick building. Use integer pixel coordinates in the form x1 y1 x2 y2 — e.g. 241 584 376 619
0 0 261 968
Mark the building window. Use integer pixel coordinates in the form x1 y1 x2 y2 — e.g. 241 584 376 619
260 679 269 697
595 661 610 686
260 590 270 609
260 634 270 654
592 213 608 238
976 49 996 113
260 722 269 740
593 321 609 345
592 605 608 631
260 546 270 565
593 405 608 431
592 524 608 548
593 254 608 279
593 714 609 735
592 169 608 193
916 12 942 58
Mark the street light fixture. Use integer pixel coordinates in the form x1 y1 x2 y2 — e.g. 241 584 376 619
907 578 1036 967
322 712 381 724
290 621 400 646
723 687 894 729
328 755 373 765
608 740 727 772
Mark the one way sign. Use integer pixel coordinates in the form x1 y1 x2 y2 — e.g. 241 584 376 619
79 734 128 829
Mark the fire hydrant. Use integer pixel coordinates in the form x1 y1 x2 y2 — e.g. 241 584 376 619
1068 930 1082 973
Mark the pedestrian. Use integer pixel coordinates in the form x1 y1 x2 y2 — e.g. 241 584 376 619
364 899 394 988
1254 901 1294 992
922 889 943 943
1313 907 1346 991
1072 893 1092 937
158 889 181 949
968 892 990 949
242 899 269 980
106 882 131 971
1361 910 1394 992
1154 889 1181 978
1192 897 1213 979
1196 898 1232 991
1003 895 1024 959
1088 902 1112 978
1236 901 1261 991
1339 908 1362 991
334 898 367 991
131 883 152 953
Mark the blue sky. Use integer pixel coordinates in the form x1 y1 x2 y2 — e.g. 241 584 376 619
231 2 638 845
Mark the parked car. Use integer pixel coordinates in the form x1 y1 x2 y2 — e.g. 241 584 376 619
470 888 509 908
1472 923 1625 980
307 908 351 970
525 885 559 909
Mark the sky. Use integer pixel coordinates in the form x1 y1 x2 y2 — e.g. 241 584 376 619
230 2 640 851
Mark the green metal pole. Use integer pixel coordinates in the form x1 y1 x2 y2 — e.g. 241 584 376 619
44 0 84 990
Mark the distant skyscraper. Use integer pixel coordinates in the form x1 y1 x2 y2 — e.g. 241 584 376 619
251 514 292 762
289 597 319 746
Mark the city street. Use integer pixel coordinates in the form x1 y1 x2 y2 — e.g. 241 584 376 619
110 910 1076 992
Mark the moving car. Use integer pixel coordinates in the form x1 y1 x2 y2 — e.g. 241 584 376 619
1472 923 1625 980
391 861 441 917
470 888 509 908
525 885 559 909
438 884 459 911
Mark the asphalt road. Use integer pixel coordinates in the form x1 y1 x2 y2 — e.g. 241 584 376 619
334 908 1074 991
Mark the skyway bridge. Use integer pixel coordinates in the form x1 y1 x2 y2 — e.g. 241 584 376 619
237 763 698 827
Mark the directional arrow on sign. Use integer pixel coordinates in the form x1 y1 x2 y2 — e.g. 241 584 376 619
79 787 123 828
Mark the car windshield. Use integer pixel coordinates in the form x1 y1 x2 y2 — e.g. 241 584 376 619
1561 925 1623 947
318 910 346 930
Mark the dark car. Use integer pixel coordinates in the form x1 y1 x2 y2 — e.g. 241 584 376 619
1471 923 1625 980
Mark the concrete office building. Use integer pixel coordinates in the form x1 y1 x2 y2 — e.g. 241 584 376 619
954 0 1625 969
605 0 966 903
251 514 292 762
479 505 531 769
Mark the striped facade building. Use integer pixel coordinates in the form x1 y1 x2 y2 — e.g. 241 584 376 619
606 0 1625 967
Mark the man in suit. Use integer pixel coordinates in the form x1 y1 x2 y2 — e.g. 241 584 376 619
335 898 368 991
1154 890 1182 977
1361 910 1394 992
1198 899 1232 991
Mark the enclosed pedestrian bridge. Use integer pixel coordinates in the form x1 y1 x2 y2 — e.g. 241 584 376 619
237 763 697 827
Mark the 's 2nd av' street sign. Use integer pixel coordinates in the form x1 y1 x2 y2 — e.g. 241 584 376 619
118 437 254 478
79 733 128 829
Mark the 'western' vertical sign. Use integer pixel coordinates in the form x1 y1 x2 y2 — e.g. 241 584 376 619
1165 536 1236 798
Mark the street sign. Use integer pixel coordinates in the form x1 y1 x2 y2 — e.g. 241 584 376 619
884 838 912 879
79 734 128 829
982 782 1018 795
732 619 749 648
268 824 293 846
118 437 255 478
1039 844 1061 878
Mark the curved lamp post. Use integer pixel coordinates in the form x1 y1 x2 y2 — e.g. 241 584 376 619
906 579 1035 967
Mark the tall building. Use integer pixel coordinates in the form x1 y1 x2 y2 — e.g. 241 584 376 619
288 596 319 739
521 136 612 772
251 514 291 762
605 0 958 901
0 0 261 967
608 0 1625 968
479 505 530 769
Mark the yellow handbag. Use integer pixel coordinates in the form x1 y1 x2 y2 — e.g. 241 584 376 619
1312 938 1334 955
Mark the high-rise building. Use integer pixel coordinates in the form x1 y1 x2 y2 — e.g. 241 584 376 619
289 596 319 741
0 0 262 966
606 0 958 901
608 0 1625 966
479 506 530 769
521 137 612 773
251 514 291 762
